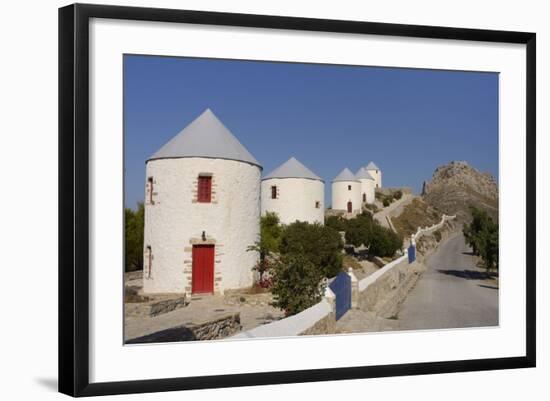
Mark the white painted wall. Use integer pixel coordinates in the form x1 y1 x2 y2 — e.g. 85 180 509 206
331 180 361 212
358 177 376 204
261 178 325 225
143 157 260 294
368 169 382 188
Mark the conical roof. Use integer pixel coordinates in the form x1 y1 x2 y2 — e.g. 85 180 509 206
148 108 261 167
366 161 379 170
355 167 375 180
332 168 359 182
263 157 323 182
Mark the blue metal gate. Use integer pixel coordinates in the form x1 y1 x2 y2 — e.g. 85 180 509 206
408 244 416 263
329 272 351 320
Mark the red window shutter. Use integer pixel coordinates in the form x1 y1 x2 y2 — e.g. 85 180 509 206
198 176 212 203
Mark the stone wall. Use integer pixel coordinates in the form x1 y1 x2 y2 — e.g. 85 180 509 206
125 295 189 318
191 313 241 340
299 311 336 336
126 312 241 343
358 259 425 318
414 219 457 261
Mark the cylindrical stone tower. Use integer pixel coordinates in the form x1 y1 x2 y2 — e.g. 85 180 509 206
142 109 261 295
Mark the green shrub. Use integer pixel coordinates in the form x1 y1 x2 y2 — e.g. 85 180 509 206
463 207 499 272
368 224 403 257
280 221 344 278
382 197 391 207
433 229 442 242
270 253 326 316
125 203 144 272
393 190 403 200
342 212 402 258
247 212 283 283
325 215 347 232
344 213 374 247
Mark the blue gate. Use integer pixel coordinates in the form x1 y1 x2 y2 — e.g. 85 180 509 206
408 244 416 263
329 272 351 320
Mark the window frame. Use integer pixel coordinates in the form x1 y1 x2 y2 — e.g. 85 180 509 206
197 175 212 203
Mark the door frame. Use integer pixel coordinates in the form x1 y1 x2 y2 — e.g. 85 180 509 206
191 244 215 294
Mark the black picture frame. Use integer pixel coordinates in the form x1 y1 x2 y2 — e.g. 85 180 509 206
58 3 536 397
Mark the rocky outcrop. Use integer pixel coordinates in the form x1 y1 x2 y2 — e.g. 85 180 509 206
422 161 498 221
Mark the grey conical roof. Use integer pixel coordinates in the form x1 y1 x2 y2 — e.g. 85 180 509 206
355 167 375 180
148 108 261 167
366 161 379 170
332 168 359 182
263 157 323 182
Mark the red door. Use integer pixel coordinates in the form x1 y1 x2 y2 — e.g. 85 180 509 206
192 245 214 294
347 201 352 213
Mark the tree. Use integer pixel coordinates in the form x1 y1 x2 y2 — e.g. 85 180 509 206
368 224 403 257
340 212 403 258
463 207 499 272
247 212 283 285
124 202 144 272
344 213 373 247
279 221 344 278
325 215 347 232
270 253 326 316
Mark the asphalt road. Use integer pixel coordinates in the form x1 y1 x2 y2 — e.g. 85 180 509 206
397 233 499 330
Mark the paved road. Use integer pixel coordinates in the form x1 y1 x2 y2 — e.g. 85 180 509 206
397 233 499 330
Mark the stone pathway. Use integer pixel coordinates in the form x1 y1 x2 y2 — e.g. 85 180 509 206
373 193 416 229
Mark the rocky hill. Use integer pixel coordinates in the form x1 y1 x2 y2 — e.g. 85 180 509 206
422 161 498 221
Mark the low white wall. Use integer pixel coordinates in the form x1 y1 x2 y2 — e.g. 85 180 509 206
358 254 408 292
411 214 456 243
231 291 334 339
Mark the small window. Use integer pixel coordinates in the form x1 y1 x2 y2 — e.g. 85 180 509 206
147 177 155 205
198 175 212 203
363 193 366 202
348 185 352 191
315 201 321 209
146 245 152 279
271 186 277 199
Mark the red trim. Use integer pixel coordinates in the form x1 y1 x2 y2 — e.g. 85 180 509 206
198 176 212 203
192 245 215 294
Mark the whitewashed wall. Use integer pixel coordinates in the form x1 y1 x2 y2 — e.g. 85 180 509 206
143 157 261 294
358 177 376 204
261 178 325 225
331 180 361 212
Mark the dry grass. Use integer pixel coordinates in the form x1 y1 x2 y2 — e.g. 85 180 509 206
343 254 363 270
391 198 442 237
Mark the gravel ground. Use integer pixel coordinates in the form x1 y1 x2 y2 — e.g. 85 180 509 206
124 293 285 342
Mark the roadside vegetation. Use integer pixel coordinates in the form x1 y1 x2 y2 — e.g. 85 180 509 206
125 203 144 272
326 212 403 258
247 212 283 287
463 207 499 272
249 214 344 316
376 189 403 207
391 198 442 238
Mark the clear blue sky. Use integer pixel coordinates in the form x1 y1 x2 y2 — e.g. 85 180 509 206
124 55 498 209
